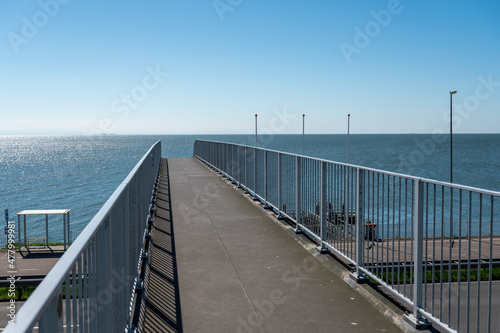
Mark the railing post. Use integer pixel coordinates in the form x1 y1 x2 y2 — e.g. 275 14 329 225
128 177 138 299
66 212 70 249
236 146 240 185
214 142 217 167
278 153 283 218
344 166 349 240
295 156 303 233
226 143 229 175
38 286 63 332
231 145 235 182
96 217 112 332
253 147 257 197
219 142 222 170
111 196 127 328
318 161 328 253
239 145 243 186
264 151 269 208
351 168 367 282
61 213 65 250
244 146 248 193
404 179 430 329
17 215 21 251
217 142 220 169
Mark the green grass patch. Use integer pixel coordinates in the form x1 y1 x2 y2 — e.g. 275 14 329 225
0 286 37 301
1 241 70 250
0 284 84 302
25 242 65 246
376 267 500 284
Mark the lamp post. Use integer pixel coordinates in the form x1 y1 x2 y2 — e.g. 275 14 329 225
302 114 305 155
449 91 457 183
255 114 258 147
347 114 350 163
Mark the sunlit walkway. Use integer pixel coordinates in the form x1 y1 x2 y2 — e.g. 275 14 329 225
162 158 402 332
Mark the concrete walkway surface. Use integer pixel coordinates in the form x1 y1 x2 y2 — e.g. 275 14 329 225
168 158 403 333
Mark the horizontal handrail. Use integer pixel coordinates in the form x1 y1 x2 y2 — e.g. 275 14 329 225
194 139 500 333
194 139 500 197
5 141 161 333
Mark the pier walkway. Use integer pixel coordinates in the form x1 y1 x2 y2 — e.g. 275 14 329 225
5 140 498 332
147 158 403 332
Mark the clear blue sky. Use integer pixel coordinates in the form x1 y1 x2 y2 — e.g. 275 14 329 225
1 0 499 135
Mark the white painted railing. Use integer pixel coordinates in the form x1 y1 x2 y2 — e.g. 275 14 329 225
194 139 500 333
4 141 161 333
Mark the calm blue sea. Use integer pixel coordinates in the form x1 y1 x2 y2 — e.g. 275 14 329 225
1 134 499 241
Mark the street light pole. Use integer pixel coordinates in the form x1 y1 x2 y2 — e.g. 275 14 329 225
255 114 258 147
347 114 350 163
450 91 457 183
302 114 305 155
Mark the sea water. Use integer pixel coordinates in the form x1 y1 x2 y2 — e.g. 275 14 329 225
0 134 499 241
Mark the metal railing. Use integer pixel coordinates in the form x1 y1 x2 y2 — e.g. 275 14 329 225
194 140 500 333
0 233 7 249
70 230 83 244
4 141 161 333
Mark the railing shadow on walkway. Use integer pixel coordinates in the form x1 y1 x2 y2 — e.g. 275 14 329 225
134 159 183 333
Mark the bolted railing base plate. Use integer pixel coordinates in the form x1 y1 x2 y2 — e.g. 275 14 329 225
403 313 431 330
349 272 369 284
294 227 304 234
315 245 330 254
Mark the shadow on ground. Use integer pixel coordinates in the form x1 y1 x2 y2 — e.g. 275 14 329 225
136 159 183 333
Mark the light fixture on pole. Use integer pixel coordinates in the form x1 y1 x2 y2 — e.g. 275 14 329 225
347 114 350 163
255 114 258 147
302 114 305 155
449 91 457 183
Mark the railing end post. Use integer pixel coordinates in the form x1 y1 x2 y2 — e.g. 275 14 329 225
318 161 328 253
355 168 365 279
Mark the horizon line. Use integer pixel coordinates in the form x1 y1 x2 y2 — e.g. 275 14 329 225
2 132 500 137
